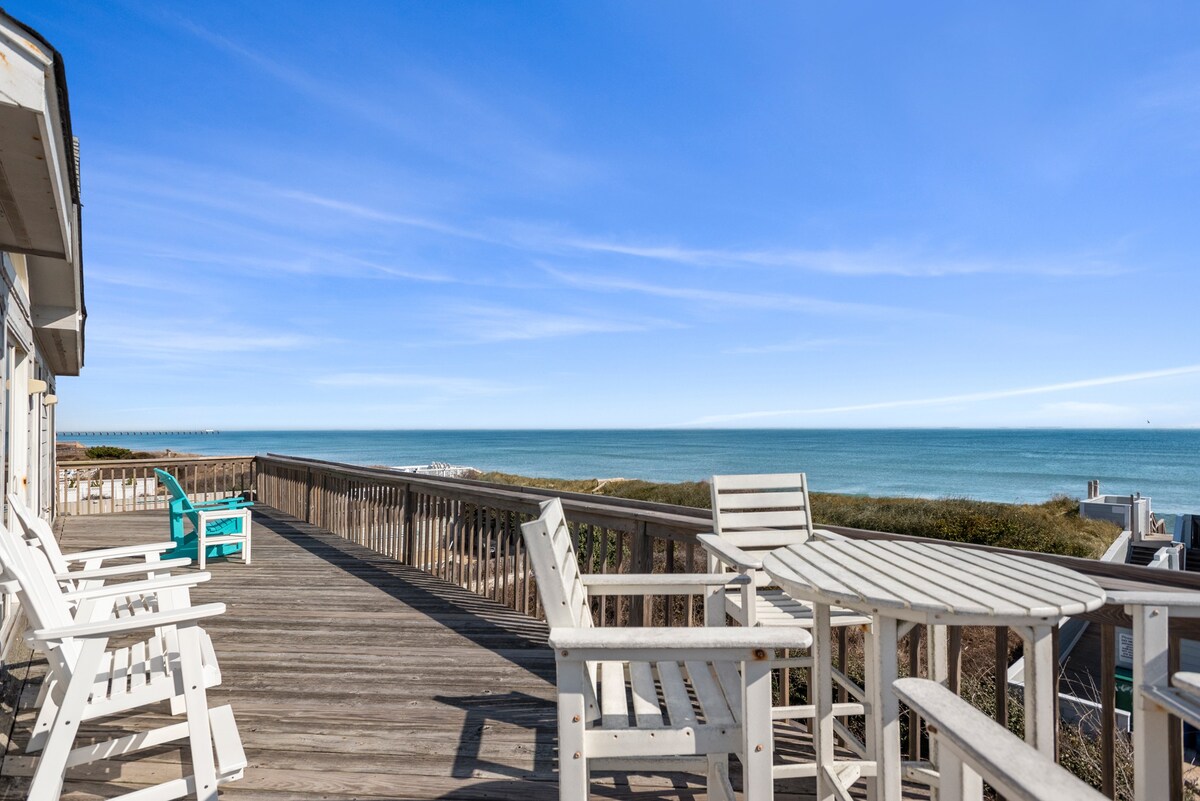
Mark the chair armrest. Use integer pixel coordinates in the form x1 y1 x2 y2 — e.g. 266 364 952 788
31 602 226 642
1109 590 1200 615
550 625 811 661
196 507 251 523
55 557 192 582
893 678 1105 801
194 498 253 510
697 534 762 572
812 528 849 542
61 572 211 603
64 541 178 563
580 573 751 596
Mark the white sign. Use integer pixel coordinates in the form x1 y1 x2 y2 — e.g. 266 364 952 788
1118 632 1134 665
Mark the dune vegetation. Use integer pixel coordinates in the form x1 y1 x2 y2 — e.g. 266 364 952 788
472 472 1120 558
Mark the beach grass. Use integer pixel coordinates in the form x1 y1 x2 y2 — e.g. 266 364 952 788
473 472 1121 558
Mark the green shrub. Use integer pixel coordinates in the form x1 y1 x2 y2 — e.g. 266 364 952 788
84 446 134 460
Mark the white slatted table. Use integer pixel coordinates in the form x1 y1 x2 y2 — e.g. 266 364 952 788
762 539 1106 801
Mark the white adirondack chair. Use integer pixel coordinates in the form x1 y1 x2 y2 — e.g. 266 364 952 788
8 492 190 594
894 678 1105 801
1109 590 1200 801
0 523 246 801
522 497 810 801
697 474 873 773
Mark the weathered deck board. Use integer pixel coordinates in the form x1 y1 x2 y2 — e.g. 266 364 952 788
2 508 824 800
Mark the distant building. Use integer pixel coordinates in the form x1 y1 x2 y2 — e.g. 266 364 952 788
0 10 87 648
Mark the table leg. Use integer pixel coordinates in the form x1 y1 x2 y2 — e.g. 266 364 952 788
925 624 949 800
866 615 900 801
1019 624 1056 756
928 624 949 685
813 602 835 801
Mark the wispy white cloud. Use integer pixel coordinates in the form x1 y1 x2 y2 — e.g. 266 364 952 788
543 267 935 320
560 239 1125 278
274 186 1127 280
689 364 1200 424
721 338 859 355
93 327 319 357
153 11 598 188
1137 51 1200 112
275 190 499 245
314 373 512 396
448 303 675 343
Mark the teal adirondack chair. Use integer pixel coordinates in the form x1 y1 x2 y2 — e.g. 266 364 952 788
154 468 253 569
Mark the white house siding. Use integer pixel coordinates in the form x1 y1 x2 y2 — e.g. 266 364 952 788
0 11 86 661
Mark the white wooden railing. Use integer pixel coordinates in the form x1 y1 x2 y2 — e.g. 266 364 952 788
55 455 254 516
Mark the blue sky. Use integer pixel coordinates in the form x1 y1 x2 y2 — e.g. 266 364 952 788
18 2 1200 429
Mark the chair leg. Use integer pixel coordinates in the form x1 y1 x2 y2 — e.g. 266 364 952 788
742 658 774 801
28 639 106 801
556 660 589 801
707 755 734 801
198 518 207 571
243 511 252 564
176 624 220 801
26 679 61 753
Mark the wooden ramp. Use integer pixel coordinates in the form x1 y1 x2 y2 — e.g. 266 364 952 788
3 508 816 800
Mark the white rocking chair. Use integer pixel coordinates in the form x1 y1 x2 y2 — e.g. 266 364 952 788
9 492 190 591
522 497 810 800
0 522 246 801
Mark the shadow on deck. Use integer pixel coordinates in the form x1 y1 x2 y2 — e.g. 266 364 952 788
2 507 828 800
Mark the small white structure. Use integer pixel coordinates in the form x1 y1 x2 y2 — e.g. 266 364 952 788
1080 480 1162 542
392 462 475 478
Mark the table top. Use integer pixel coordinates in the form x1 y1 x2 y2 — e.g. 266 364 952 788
762 539 1106 625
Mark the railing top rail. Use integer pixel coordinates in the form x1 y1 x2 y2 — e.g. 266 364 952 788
60 455 254 468
255 452 1200 595
259 453 710 526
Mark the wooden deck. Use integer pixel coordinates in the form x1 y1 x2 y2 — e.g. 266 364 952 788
0 507 823 800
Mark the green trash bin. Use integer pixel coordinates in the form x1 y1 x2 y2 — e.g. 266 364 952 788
1115 666 1134 714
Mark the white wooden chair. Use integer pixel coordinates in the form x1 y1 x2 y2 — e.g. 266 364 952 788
699 474 870 629
0 522 246 801
697 473 873 773
522 497 810 800
894 678 1105 801
1109 590 1200 801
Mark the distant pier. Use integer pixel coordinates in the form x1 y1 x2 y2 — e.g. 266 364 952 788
60 431 220 436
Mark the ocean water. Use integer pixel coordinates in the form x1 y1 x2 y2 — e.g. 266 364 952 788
59 429 1200 514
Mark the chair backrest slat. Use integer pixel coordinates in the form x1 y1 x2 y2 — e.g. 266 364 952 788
711 473 813 555
8 492 70 574
0 519 77 634
521 498 590 630
155 469 196 513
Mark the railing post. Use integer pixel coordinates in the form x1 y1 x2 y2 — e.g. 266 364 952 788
994 626 1008 729
304 467 313 522
1170 631 1183 801
1100 623 1116 799
629 520 651 625
401 484 414 565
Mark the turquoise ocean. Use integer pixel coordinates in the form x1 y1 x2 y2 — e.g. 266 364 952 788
59 429 1200 515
